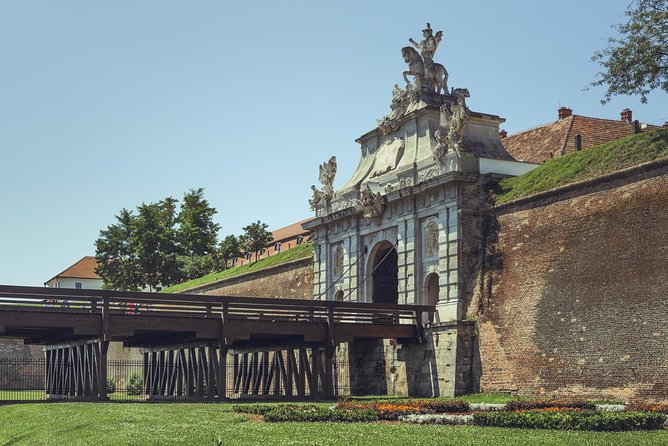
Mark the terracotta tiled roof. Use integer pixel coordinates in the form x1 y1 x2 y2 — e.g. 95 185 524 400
502 114 661 164
271 218 313 243
502 117 573 163
48 256 100 282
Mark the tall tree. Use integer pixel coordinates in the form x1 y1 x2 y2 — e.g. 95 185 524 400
95 209 143 291
240 221 273 262
96 188 222 289
134 197 181 290
177 188 220 256
592 0 668 103
217 234 243 269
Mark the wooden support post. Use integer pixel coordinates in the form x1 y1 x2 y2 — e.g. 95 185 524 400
297 348 306 397
324 346 334 399
207 346 216 400
99 340 109 401
310 346 319 400
219 346 228 399
285 348 294 397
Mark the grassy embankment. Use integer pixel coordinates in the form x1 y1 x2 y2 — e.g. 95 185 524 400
496 127 668 204
162 242 314 294
1 401 667 445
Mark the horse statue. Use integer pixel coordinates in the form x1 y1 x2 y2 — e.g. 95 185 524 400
401 46 448 94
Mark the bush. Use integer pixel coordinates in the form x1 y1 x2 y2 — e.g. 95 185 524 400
473 410 666 431
126 373 144 396
106 377 116 394
264 406 378 423
505 399 595 411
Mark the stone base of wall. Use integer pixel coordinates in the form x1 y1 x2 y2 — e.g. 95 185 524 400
340 322 476 397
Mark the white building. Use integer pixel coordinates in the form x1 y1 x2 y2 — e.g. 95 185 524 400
44 256 103 290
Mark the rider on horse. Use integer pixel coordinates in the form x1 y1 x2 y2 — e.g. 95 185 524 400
409 23 443 81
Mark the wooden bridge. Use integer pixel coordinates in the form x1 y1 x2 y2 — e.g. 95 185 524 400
0 285 430 401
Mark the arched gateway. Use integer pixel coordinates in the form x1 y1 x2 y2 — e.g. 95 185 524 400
369 242 398 304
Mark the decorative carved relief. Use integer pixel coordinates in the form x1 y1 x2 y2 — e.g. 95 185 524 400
333 245 344 277
425 220 439 257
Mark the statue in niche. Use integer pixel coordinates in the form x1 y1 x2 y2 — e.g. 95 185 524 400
333 245 344 277
402 23 448 94
425 221 439 257
436 87 470 160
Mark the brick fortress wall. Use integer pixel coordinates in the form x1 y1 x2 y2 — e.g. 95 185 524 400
470 160 668 401
188 257 313 299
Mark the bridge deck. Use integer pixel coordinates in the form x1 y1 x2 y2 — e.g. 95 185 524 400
0 285 430 349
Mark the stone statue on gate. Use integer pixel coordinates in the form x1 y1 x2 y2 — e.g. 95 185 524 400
310 156 337 211
435 88 470 160
402 23 449 94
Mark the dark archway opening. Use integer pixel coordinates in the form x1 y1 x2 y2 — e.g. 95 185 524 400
371 247 398 304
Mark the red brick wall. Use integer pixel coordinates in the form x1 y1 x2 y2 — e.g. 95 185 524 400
472 165 668 401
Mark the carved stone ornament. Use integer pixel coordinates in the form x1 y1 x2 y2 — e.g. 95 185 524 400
437 87 470 159
310 156 337 212
333 245 344 277
359 184 383 220
319 156 337 199
425 220 439 257
309 185 324 211
370 138 405 178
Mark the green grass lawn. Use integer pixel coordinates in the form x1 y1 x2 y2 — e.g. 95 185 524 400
162 242 314 294
0 402 666 445
496 127 668 204
0 390 44 400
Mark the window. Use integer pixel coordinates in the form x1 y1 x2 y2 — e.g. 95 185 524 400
232 258 238 266
275 242 282 253
75 282 82 289
296 236 304 245
259 248 266 256
245 252 252 260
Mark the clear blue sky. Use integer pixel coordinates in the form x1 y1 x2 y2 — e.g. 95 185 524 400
1 0 666 286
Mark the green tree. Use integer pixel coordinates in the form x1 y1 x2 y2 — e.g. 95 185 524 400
592 0 668 103
134 197 182 290
217 234 243 269
177 188 220 256
240 221 273 262
96 189 223 289
175 188 220 280
95 209 143 291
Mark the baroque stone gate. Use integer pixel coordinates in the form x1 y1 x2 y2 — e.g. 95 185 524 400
305 23 535 397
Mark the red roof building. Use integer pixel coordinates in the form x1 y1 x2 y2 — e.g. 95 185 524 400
501 107 662 163
44 256 103 289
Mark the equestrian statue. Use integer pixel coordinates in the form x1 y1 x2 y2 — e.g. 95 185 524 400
402 23 449 94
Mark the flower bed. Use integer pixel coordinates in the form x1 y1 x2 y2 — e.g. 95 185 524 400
626 402 668 413
473 410 666 431
399 413 474 425
504 399 595 411
335 399 470 420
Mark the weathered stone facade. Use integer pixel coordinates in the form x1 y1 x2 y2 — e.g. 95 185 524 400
471 159 668 401
344 323 477 397
305 24 534 396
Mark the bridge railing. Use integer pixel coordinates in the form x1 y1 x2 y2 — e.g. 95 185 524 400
0 285 431 327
